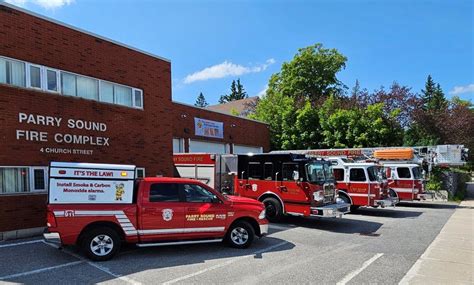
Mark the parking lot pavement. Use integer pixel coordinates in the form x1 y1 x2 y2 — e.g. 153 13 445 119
0 202 458 285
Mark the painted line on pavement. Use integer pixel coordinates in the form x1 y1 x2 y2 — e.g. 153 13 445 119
163 241 289 285
337 253 384 285
42 241 142 285
0 261 83 281
0 239 43 248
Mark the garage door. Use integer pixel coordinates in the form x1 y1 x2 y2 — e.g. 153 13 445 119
189 140 229 154
233 144 263 154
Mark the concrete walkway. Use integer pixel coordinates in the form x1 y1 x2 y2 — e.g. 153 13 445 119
400 182 474 284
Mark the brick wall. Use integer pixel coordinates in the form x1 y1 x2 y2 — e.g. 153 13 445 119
172 102 271 152
0 4 270 232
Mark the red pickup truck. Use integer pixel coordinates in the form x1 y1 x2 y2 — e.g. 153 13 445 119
44 162 268 261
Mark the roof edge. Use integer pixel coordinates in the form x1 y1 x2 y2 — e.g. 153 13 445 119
172 101 269 126
0 1 171 63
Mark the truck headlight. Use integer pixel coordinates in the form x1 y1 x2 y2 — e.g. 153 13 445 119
259 209 266 219
313 191 324 202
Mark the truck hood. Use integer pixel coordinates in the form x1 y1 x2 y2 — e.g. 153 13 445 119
225 195 263 206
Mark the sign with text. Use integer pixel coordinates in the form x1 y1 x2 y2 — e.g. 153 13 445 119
49 178 134 204
49 162 136 204
194 117 224 139
15 112 110 155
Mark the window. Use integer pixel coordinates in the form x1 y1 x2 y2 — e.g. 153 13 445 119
248 162 261 180
1 55 144 108
76 75 99 100
134 89 143 108
182 184 218 203
350 168 366 182
397 167 411 179
115 85 132 106
0 58 26 87
173 138 185 153
136 168 145 178
46 69 59 92
334 169 345 181
30 167 47 191
306 163 325 183
0 168 29 194
29 65 42 89
282 163 299 181
263 163 273 180
412 167 422 179
149 183 180 202
61 72 76 96
100 81 114 103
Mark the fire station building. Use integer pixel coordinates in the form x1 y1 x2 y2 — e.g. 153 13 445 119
0 2 270 238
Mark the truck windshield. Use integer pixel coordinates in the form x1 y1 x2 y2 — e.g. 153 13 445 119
306 162 326 183
412 167 422 179
367 166 385 182
324 163 334 181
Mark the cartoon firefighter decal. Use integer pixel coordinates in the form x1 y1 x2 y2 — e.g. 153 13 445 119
115 183 125 201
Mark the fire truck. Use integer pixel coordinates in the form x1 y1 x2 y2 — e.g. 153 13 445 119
328 157 398 211
44 162 268 261
174 153 350 221
272 144 468 202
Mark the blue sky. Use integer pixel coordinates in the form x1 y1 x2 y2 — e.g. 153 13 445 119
6 0 473 105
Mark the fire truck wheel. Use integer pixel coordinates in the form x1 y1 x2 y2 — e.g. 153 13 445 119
226 221 255 249
262 197 282 222
82 227 121 261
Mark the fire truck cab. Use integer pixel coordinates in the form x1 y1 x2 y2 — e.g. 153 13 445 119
174 153 350 222
382 163 430 201
328 157 398 211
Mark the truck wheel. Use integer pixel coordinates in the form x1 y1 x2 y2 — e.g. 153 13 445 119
262 197 282 222
82 227 121 261
339 193 358 212
226 221 255 249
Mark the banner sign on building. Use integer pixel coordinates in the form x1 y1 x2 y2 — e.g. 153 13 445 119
194 117 224 139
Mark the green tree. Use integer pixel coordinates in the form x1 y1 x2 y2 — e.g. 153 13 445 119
194 92 209 107
268 43 347 105
319 96 403 147
421 75 436 111
219 79 248 103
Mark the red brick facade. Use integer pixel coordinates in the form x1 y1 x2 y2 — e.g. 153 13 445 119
0 4 270 233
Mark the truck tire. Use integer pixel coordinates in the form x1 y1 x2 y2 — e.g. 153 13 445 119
262 197 282 222
82 227 121 261
338 193 358 212
226 221 255 249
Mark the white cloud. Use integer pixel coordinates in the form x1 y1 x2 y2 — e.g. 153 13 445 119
450 84 474 95
6 0 74 9
257 85 268 98
184 58 275 84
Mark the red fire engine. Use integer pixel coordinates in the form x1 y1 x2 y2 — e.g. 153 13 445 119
44 162 268 261
174 153 350 221
328 157 398 210
272 145 469 202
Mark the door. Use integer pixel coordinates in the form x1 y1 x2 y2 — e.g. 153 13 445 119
139 182 186 242
348 168 369 206
182 183 228 239
394 167 415 200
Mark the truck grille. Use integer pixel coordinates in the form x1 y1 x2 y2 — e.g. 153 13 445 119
323 184 335 203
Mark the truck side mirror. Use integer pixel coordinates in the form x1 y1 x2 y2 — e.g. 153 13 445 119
292 170 299 181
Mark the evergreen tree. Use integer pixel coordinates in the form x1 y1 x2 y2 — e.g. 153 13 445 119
218 79 248 103
421 75 436 111
194 92 209 107
429 83 447 111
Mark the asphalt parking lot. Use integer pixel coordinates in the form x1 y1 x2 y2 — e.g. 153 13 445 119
0 202 458 285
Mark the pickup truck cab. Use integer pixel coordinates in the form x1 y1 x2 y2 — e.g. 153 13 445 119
44 162 268 261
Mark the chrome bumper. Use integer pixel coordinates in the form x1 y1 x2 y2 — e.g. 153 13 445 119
43 232 62 249
375 197 399 207
259 224 269 236
310 202 350 218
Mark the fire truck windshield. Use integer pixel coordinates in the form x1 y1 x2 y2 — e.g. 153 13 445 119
306 162 333 183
